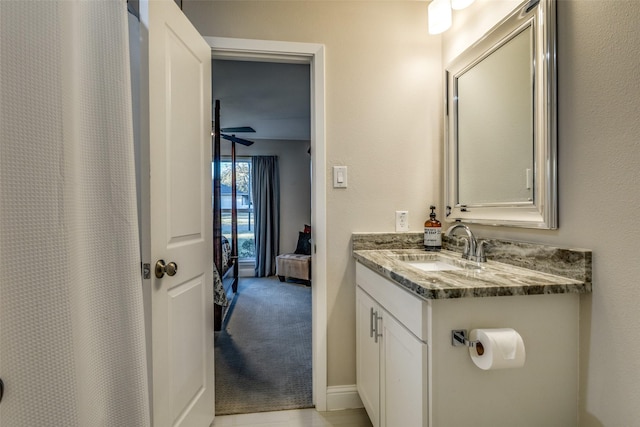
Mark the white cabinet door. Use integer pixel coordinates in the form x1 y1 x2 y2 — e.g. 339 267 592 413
380 312 428 427
356 287 381 427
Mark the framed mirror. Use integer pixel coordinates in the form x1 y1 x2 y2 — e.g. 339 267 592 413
444 0 557 229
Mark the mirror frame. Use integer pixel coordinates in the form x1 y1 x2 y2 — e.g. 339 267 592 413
444 0 557 229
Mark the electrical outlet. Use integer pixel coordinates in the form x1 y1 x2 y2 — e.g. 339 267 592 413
395 211 409 232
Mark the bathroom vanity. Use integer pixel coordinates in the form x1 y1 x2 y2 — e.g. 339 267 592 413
353 232 591 427
353 1 580 422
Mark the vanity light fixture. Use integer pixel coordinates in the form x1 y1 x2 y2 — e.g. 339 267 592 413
451 0 475 11
428 0 475 35
428 0 452 35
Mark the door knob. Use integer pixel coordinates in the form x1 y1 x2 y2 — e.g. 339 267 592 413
155 259 178 278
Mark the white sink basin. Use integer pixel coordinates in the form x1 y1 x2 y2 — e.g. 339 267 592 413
404 260 463 272
386 252 481 272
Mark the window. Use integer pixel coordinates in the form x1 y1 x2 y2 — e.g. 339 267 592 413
216 158 255 261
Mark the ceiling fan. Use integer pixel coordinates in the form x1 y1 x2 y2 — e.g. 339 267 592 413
213 124 256 146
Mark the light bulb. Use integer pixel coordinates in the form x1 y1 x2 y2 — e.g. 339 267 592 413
451 0 475 10
428 0 452 35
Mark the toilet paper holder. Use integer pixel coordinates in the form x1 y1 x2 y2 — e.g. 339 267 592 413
451 329 483 352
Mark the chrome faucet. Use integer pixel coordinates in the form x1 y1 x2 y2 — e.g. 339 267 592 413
445 223 486 262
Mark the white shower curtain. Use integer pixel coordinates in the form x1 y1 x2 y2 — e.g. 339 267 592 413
0 1 150 426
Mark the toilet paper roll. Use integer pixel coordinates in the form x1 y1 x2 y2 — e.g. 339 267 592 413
469 328 526 370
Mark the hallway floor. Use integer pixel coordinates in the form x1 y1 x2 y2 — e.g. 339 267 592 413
212 408 372 426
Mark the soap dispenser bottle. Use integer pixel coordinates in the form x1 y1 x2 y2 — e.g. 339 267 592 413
424 205 442 251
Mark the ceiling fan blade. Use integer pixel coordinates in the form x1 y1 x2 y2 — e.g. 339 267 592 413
221 126 255 133
221 133 255 146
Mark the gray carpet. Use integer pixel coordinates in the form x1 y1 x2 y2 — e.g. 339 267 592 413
214 276 313 415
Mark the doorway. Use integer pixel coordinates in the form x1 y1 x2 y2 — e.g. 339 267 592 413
213 59 311 277
206 37 328 412
213 59 312 414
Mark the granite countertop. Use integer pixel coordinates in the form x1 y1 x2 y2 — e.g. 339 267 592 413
352 233 592 300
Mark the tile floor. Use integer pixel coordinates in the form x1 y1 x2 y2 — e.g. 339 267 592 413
212 408 373 427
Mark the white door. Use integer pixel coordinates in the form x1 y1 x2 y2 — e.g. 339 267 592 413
141 1 214 426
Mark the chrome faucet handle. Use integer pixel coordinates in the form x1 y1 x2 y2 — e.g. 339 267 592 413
473 240 488 263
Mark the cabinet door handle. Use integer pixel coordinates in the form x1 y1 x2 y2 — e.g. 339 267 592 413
370 307 375 338
373 311 383 343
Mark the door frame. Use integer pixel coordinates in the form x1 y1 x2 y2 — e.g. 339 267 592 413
205 36 328 411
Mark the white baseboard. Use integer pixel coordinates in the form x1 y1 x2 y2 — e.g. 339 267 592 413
325 385 363 411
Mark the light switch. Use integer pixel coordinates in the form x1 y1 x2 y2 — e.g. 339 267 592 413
333 166 348 188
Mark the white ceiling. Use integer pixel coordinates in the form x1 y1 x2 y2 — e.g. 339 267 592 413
212 59 311 141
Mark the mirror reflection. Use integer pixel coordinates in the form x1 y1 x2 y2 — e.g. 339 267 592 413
445 0 557 229
457 26 533 205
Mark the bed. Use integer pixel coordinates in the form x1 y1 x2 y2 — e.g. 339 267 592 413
213 235 236 330
213 101 240 331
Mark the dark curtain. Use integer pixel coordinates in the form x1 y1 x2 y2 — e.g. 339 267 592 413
252 156 280 277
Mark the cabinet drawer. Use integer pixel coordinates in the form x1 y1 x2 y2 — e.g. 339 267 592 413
356 262 430 342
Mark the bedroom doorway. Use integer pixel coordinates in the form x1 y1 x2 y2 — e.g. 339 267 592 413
207 37 327 412
212 61 312 415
